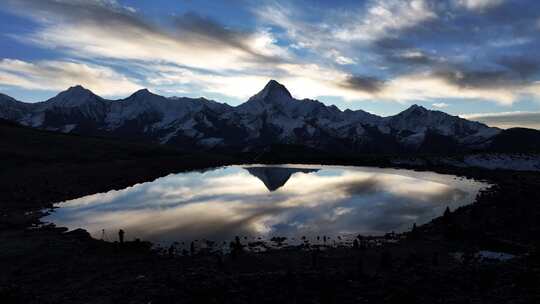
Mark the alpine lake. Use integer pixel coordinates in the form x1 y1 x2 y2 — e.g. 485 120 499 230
43 165 488 249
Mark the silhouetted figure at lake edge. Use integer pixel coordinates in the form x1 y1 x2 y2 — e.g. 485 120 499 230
118 229 125 244
410 222 419 240
190 241 195 256
444 206 452 218
230 236 243 260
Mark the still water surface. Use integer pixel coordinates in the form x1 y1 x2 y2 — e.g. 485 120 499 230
44 165 487 245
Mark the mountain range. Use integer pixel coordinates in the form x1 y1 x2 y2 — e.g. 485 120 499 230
1 80 538 154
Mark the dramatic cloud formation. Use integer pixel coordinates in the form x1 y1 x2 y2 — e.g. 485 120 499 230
0 0 539 124
0 58 140 95
462 111 540 129
8 0 288 70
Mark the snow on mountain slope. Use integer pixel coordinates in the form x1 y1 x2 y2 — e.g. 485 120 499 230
234 80 378 145
238 80 344 122
0 93 32 121
384 104 500 149
386 105 490 136
0 80 506 153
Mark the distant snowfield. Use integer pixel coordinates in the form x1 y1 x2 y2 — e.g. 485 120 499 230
392 153 540 172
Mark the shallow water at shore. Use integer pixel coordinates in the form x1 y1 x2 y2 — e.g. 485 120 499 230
43 165 488 245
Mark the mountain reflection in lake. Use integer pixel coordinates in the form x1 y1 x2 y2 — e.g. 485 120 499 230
44 165 487 245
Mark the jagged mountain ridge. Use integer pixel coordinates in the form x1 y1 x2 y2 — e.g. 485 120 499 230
0 80 507 153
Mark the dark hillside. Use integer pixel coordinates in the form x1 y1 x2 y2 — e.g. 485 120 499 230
0 120 235 212
490 128 540 152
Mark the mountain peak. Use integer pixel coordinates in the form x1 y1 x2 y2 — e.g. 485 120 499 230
250 79 292 102
65 85 92 94
56 85 96 99
408 104 426 110
128 88 163 100
265 79 284 89
45 85 100 107
70 84 85 89
400 104 429 116
133 88 152 95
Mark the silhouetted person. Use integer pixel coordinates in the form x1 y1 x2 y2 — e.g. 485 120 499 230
444 206 451 218
235 236 243 252
190 241 195 256
230 236 243 260
118 229 125 244
410 222 418 239
168 245 175 257
353 239 359 250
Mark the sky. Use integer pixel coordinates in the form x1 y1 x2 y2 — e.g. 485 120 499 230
0 0 539 128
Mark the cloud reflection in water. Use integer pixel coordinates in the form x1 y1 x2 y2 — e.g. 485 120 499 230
44 165 487 244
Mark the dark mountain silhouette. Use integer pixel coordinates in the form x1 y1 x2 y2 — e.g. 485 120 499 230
244 166 319 191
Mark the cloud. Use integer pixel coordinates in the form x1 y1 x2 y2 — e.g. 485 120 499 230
434 68 519 90
170 13 286 64
339 75 386 93
325 49 357 65
432 102 449 108
6 0 290 72
377 73 518 104
455 0 505 12
120 56 532 105
393 50 436 65
333 0 437 42
0 59 140 96
253 0 540 104
496 56 540 79
461 111 540 129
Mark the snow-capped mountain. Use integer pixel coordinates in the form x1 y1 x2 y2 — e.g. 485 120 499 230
0 80 509 153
